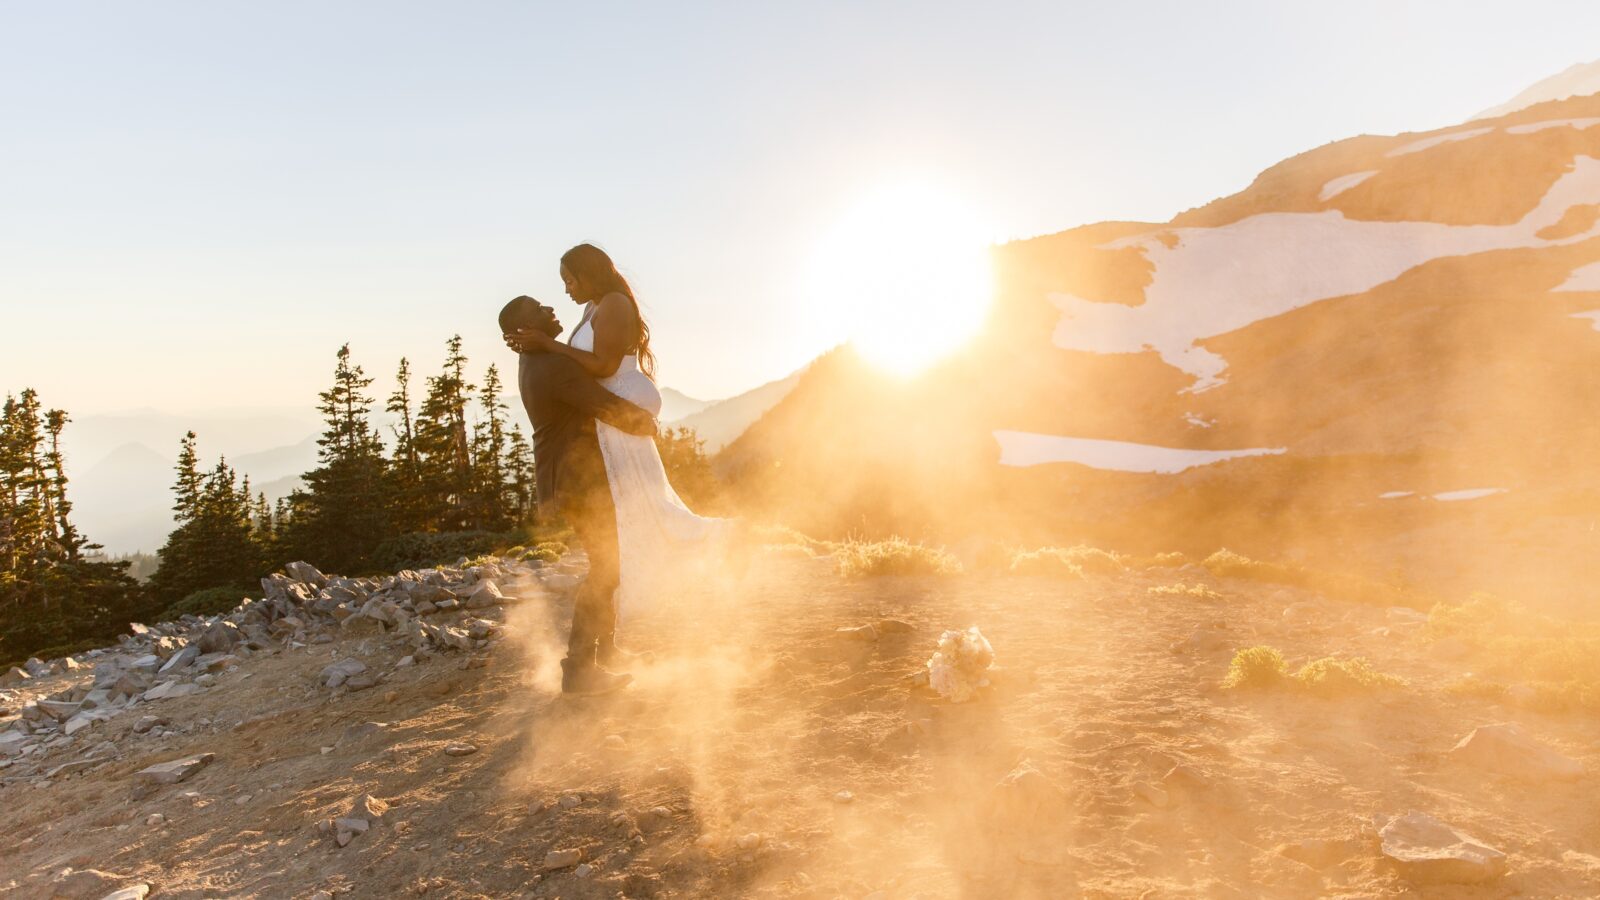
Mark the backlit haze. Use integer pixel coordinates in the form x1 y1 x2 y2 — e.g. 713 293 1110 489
3 1 1599 413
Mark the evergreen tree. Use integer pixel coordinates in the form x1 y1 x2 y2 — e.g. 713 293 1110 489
469 363 512 529
275 344 392 572
385 357 426 533
504 423 537 525
149 439 264 606
0 390 143 663
412 336 476 530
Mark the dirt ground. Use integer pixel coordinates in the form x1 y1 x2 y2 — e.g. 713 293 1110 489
3 551 1598 899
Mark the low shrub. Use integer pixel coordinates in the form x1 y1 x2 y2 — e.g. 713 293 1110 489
1202 549 1424 608
1009 545 1124 577
1292 656 1405 695
160 586 249 622
371 531 509 572
1427 593 1600 713
1148 583 1223 601
1222 646 1288 689
836 537 962 578
1224 645 1404 695
1132 551 1188 569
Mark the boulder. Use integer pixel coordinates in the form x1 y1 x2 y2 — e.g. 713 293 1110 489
1450 723 1584 780
37 698 82 722
135 753 215 786
197 621 243 654
144 681 201 702
45 867 129 900
465 581 506 610
320 658 368 689
1375 811 1506 884
285 560 328 587
1 666 30 687
158 645 200 674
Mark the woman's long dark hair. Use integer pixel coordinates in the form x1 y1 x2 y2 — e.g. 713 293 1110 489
561 243 656 379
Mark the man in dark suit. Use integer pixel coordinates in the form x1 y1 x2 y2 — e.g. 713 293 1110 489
500 295 657 695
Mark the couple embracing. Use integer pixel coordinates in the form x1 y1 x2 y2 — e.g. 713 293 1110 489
500 244 728 696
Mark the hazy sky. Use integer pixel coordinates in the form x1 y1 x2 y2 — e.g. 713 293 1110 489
3 1 1598 414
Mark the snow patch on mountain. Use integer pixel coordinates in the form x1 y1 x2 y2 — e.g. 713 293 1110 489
1476 58 1600 120
1556 261 1600 291
993 430 1284 473
1318 170 1378 201
1506 117 1600 135
1433 488 1507 502
1571 310 1600 331
1050 156 1600 392
1386 127 1493 157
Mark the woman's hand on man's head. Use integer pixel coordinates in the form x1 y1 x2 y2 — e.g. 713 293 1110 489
504 329 558 354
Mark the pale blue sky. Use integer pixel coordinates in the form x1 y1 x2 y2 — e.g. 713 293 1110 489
2 1 1597 414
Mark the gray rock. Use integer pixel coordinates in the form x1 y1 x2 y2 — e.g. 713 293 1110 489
158 645 200 674
286 560 328 587
1376 811 1506 884
320 658 367 688
1 666 31 686
443 742 478 757
197 621 243 654
144 681 201 701
135 753 215 785
37 698 82 722
131 716 166 734
101 885 152 900
1451 723 1584 780
543 848 583 870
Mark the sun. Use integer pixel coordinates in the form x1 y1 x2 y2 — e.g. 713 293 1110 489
805 182 994 375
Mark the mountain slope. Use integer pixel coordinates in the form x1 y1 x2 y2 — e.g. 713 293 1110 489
71 442 175 554
1476 58 1600 120
672 367 806 452
720 93 1600 610
659 388 714 423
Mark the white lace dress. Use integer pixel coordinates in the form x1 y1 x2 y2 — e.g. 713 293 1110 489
569 307 729 621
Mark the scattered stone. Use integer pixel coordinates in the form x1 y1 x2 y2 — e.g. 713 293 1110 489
1375 811 1507 884
833 790 854 804
736 832 762 850
145 813 166 827
574 863 595 877
144 681 201 702
197 620 244 654
395 656 415 668
158 645 200 675
1161 764 1208 794
875 618 914 634
2 666 31 686
320 658 368 689
443 742 478 757
1450 723 1584 781
604 734 627 750
37 699 82 722
543 848 583 870
987 759 1067 831
286 560 328 586
559 793 582 809
836 624 878 641
135 753 215 787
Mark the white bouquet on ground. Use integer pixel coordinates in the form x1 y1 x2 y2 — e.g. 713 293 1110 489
926 626 994 702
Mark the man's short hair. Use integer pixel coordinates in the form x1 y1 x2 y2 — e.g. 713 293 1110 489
499 295 545 334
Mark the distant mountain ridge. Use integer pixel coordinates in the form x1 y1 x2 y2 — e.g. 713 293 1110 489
1476 58 1600 120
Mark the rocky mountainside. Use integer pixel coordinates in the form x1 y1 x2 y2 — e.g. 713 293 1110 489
2 546 1597 898
719 92 1600 612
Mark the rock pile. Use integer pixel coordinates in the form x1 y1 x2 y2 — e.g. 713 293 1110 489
0 553 583 784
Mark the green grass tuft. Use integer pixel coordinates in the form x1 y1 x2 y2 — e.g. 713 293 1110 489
1222 646 1288 689
835 537 962 578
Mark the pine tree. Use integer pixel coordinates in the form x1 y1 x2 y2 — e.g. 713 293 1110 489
504 423 537 525
412 336 477 531
386 357 426 533
149 439 265 606
469 363 512 530
275 344 392 572
0 389 143 664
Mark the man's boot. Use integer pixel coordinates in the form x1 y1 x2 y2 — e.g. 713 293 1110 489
560 654 633 696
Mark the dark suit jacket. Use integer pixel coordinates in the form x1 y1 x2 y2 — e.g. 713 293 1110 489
516 352 656 508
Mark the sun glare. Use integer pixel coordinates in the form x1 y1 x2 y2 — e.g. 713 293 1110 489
806 183 994 375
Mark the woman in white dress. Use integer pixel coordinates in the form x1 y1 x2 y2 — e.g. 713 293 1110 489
514 243 731 624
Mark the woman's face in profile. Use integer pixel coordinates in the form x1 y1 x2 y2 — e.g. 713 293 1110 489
560 265 585 304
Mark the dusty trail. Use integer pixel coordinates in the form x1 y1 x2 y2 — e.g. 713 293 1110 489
3 552 1597 899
